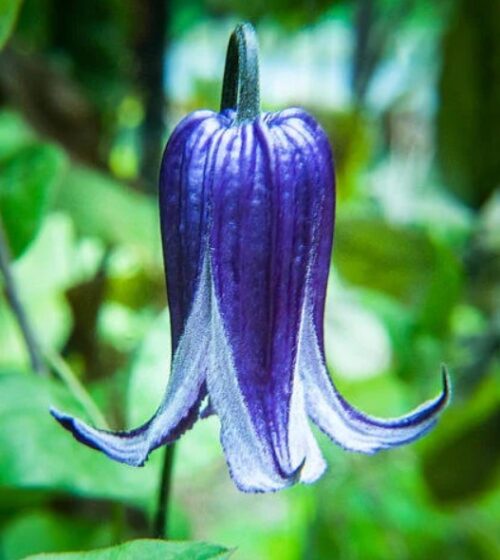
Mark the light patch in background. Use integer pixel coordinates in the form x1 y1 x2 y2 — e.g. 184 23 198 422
367 27 439 114
1 213 75 361
13 212 75 298
0 213 113 367
369 149 474 235
480 190 500 248
166 18 352 114
127 309 171 428
98 302 154 353
324 273 392 380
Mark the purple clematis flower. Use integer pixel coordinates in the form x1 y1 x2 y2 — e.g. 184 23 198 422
51 24 449 492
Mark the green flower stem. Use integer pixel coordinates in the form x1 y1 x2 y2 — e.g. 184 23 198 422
220 22 261 123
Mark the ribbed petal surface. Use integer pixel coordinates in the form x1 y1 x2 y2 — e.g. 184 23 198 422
160 110 223 351
49 112 222 466
280 111 450 455
208 109 334 485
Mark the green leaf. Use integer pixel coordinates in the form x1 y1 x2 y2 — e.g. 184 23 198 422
22 539 231 560
421 374 500 503
334 216 435 305
436 0 500 208
0 0 22 50
0 111 35 160
423 409 500 503
333 215 462 334
0 144 67 258
0 369 158 505
55 166 161 268
2 511 114 560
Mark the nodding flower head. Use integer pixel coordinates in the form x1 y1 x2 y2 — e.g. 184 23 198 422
51 23 450 493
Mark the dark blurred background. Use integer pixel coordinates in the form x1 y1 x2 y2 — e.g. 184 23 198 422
0 1 499 559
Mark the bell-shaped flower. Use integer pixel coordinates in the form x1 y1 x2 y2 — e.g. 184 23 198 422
51 24 449 492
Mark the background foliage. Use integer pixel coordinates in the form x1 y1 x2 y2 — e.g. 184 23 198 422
0 0 498 558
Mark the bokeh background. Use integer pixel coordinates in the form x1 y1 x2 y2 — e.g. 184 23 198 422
0 0 499 559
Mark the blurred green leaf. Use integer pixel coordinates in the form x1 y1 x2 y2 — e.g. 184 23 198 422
335 216 435 304
106 267 165 311
358 292 417 373
55 166 161 268
23 539 231 560
334 215 461 334
316 110 374 201
309 423 500 560
2 511 113 560
418 241 462 334
422 408 500 503
170 0 207 37
0 111 35 159
0 0 22 50
421 374 500 503
0 144 67 258
437 0 500 208
0 369 158 505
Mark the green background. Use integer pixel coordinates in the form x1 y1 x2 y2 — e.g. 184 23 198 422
0 0 498 558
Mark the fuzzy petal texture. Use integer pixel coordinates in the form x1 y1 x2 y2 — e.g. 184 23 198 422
50 107 449 492
202 111 334 489
50 258 211 465
299 300 450 453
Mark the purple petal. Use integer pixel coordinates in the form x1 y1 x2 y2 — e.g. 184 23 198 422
208 111 334 482
160 111 224 352
50 254 215 465
207 268 294 492
278 111 335 353
286 364 327 484
282 110 450 452
299 305 450 453
206 253 325 491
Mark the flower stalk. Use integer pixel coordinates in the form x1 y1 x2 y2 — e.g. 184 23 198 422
153 444 176 538
220 23 260 123
0 216 47 376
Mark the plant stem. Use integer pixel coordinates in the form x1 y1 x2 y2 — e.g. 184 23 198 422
0 217 47 376
44 348 109 429
153 443 176 538
135 0 169 191
220 22 261 123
